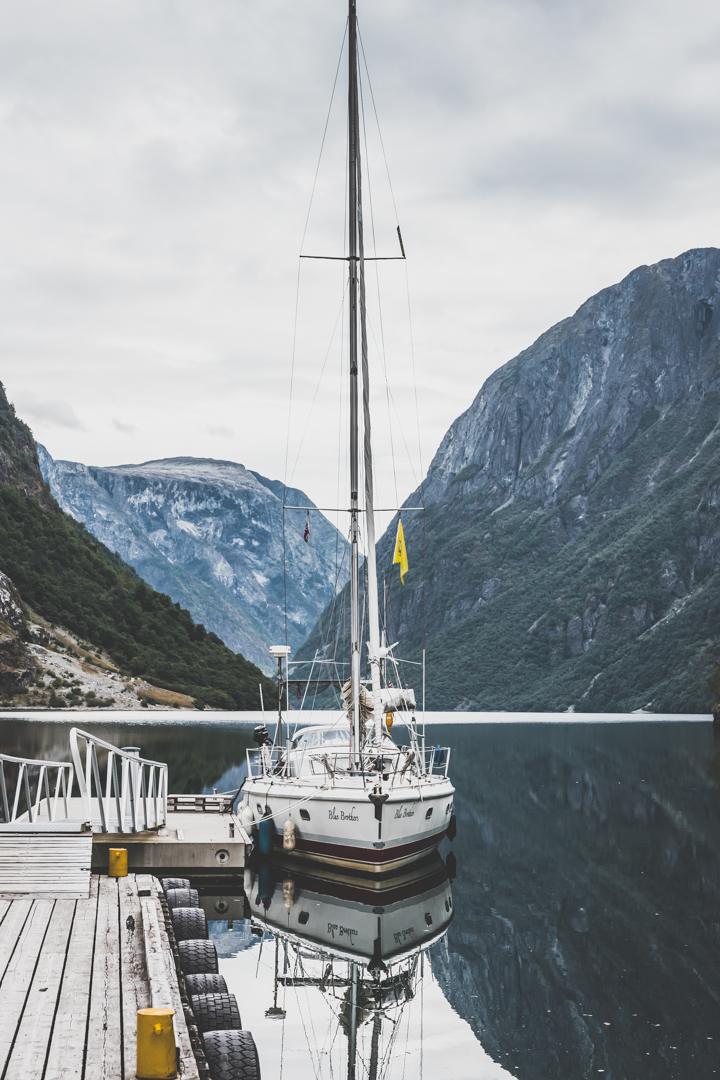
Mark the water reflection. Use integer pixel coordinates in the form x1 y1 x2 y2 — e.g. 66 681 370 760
3 716 719 1078
439 721 720 1079
243 854 454 1079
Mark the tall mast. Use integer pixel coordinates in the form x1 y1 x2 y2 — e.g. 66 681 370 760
356 107 383 744
349 0 383 751
348 0 361 768
347 962 358 1080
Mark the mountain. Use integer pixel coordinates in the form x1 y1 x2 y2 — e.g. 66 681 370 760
0 383 275 710
300 247 720 712
38 450 348 673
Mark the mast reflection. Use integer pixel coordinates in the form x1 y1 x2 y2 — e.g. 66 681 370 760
244 854 453 1080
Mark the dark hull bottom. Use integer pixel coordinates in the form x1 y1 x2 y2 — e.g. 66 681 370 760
269 851 449 901
273 828 448 875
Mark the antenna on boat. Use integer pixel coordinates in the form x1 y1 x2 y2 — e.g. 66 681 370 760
269 645 291 753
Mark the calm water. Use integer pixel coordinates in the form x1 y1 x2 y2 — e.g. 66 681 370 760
2 713 719 1079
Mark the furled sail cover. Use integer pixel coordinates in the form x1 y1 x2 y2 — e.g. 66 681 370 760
377 686 417 712
341 678 375 723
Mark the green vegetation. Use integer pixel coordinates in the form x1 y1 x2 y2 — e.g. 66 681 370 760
0 382 275 709
0 484 275 708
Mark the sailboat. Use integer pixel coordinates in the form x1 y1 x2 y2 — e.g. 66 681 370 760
240 0 454 875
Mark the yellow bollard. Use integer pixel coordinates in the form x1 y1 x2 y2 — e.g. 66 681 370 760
108 847 128 878
136 1008 177 1079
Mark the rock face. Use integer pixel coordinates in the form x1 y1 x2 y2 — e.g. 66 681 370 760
421 247 720 510
0 570 36 687
38 451 348 673
301 248 720 710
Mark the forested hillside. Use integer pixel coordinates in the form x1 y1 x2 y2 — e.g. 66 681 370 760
0 383 275 709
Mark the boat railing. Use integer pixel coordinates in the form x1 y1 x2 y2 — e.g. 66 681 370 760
0 752 74 828
69 727 168 833
246 743 452 785
246 746 354 784
421 745 452 778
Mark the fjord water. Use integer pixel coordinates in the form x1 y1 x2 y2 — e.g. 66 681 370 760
3 714 719 1079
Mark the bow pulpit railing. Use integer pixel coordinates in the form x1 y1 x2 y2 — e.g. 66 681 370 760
0 753 74 827
69 727 168 833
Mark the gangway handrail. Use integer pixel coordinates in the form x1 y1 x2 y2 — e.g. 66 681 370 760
0 752 74 825
69 727 168 834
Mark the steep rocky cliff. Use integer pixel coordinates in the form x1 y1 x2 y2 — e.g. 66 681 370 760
301 248 720 711
38 450 348 673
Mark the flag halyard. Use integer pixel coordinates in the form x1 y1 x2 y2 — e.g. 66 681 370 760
393 518 409 584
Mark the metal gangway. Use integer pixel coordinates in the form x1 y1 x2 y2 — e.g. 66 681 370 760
0 727 168 834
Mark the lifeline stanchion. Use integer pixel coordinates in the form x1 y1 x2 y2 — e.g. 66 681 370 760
108 847 128 877
137 1008 177 1079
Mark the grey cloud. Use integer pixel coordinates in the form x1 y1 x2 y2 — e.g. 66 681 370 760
112 418 137 434
15 392 85 430
204 425 234 438
0 0 719 510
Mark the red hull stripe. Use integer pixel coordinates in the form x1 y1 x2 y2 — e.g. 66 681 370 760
274 828 448 864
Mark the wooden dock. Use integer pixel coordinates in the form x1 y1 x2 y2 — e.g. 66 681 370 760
0 873 199 1080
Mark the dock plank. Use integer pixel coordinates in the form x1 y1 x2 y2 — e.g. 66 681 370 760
0 898 55 1074
119 875 150 1078
0 899 33 979
44 877 100 1080
5 899 77 1080
85 876 123 1080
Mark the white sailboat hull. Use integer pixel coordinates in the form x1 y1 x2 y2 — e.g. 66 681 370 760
243 775 454 874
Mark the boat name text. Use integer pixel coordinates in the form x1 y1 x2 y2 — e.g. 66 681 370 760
328 922 359 944
328 806 359 822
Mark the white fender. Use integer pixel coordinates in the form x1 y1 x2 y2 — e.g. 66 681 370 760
283 817 297 851
240 803 255 833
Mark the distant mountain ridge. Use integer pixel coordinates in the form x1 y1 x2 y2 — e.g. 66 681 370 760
39 449 348 673
0 383 275 709
301 248 720 712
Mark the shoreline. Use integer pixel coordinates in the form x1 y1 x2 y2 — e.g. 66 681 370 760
0 708 712 725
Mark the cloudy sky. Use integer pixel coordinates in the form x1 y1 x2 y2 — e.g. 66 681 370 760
3 0 720 519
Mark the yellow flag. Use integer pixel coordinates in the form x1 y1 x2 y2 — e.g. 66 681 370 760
393 518 409 584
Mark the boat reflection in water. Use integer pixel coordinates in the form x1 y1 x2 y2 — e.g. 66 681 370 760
244 854 453 1080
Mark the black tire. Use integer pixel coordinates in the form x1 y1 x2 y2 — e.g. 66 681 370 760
185 973 228 996
172 906 208 941
202 1030 260 1080
190 992 242 1033
165 887 200 910
178 939 219 975
161 877 190 891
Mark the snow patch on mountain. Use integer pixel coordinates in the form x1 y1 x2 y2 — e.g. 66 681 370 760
38 449 348 673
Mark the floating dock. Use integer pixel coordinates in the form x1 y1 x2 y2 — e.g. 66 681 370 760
0 873 200 1080
0 730 255 1079
91 793 250 878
